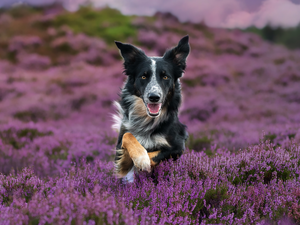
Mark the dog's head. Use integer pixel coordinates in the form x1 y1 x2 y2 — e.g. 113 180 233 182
115 36 190 118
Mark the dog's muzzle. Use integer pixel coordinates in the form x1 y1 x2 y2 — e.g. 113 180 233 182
145 93 162 117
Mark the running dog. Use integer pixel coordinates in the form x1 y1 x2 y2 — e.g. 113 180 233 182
112 35 190 182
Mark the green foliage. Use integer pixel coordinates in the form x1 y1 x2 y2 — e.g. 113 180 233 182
0 168 42 206
1 195 13 206
5 51 18 63
28 217 40 225
0 5 137 64
205 186 228 206
13 108 63 122
86 155 94 162
46 143 69 161
50 6 137 43
188 170 207 180
0 128 53 149
182 77 203 87
230 160 292 186
52 42 78 54
263 132 296 146
0 13 44 62
13 109 47 122
50 78 88 90
71 97 88 111
192 186 233 223
187 134 213 152
103 133 118 146
0 5 43 18
245 24 300 49
273 58 285 65
263 162 291 183
264 134 277 142
288 134 296 139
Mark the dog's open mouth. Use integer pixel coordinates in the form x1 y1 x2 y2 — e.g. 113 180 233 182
146 103 162 117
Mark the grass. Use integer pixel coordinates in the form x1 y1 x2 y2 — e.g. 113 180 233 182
48 6 137 43
187 134 213 152
0 5 137 64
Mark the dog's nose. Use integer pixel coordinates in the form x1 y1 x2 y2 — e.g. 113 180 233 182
148 93 160 102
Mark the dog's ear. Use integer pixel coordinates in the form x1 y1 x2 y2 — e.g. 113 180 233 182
115 41 147 66
163 35 190 73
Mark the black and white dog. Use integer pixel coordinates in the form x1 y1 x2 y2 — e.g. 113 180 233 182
112 36 190 182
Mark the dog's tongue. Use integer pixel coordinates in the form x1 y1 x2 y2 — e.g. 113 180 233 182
147 103 161 114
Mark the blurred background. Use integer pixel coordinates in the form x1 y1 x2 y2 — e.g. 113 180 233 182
0 0 300 175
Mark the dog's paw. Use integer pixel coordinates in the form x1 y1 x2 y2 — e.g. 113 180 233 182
132 150 151 172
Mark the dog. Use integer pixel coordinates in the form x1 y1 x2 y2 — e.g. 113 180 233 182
112 35 190 182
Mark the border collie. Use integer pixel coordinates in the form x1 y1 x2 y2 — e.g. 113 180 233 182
112 35 190 182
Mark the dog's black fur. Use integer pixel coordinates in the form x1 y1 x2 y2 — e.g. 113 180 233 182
113 36 190 176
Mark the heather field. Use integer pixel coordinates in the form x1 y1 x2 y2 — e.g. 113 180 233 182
1 6 300 224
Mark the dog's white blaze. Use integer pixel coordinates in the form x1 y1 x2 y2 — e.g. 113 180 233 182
143 59 163 102
151 59 156 76
149 60 158 93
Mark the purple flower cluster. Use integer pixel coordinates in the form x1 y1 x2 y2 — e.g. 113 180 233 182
0 7 300 224
1 140 299 224
0 166 137 224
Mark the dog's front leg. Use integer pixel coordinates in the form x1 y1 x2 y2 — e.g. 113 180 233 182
122 133 151 172
148 151 161 166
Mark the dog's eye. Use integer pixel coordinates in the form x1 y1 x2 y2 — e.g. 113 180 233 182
142 76 147 79
163 76 168 80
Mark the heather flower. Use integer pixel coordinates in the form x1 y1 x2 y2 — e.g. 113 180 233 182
8 36 42 52
0 7 300 224
16 52 51 70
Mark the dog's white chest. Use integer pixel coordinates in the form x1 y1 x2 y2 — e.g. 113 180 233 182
134 134 169 150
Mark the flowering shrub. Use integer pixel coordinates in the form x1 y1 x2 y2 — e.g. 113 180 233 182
0 167 138 224
0 140 299 224
0 5 300 224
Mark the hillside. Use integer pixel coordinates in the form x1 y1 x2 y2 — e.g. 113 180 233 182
0 5 300 224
